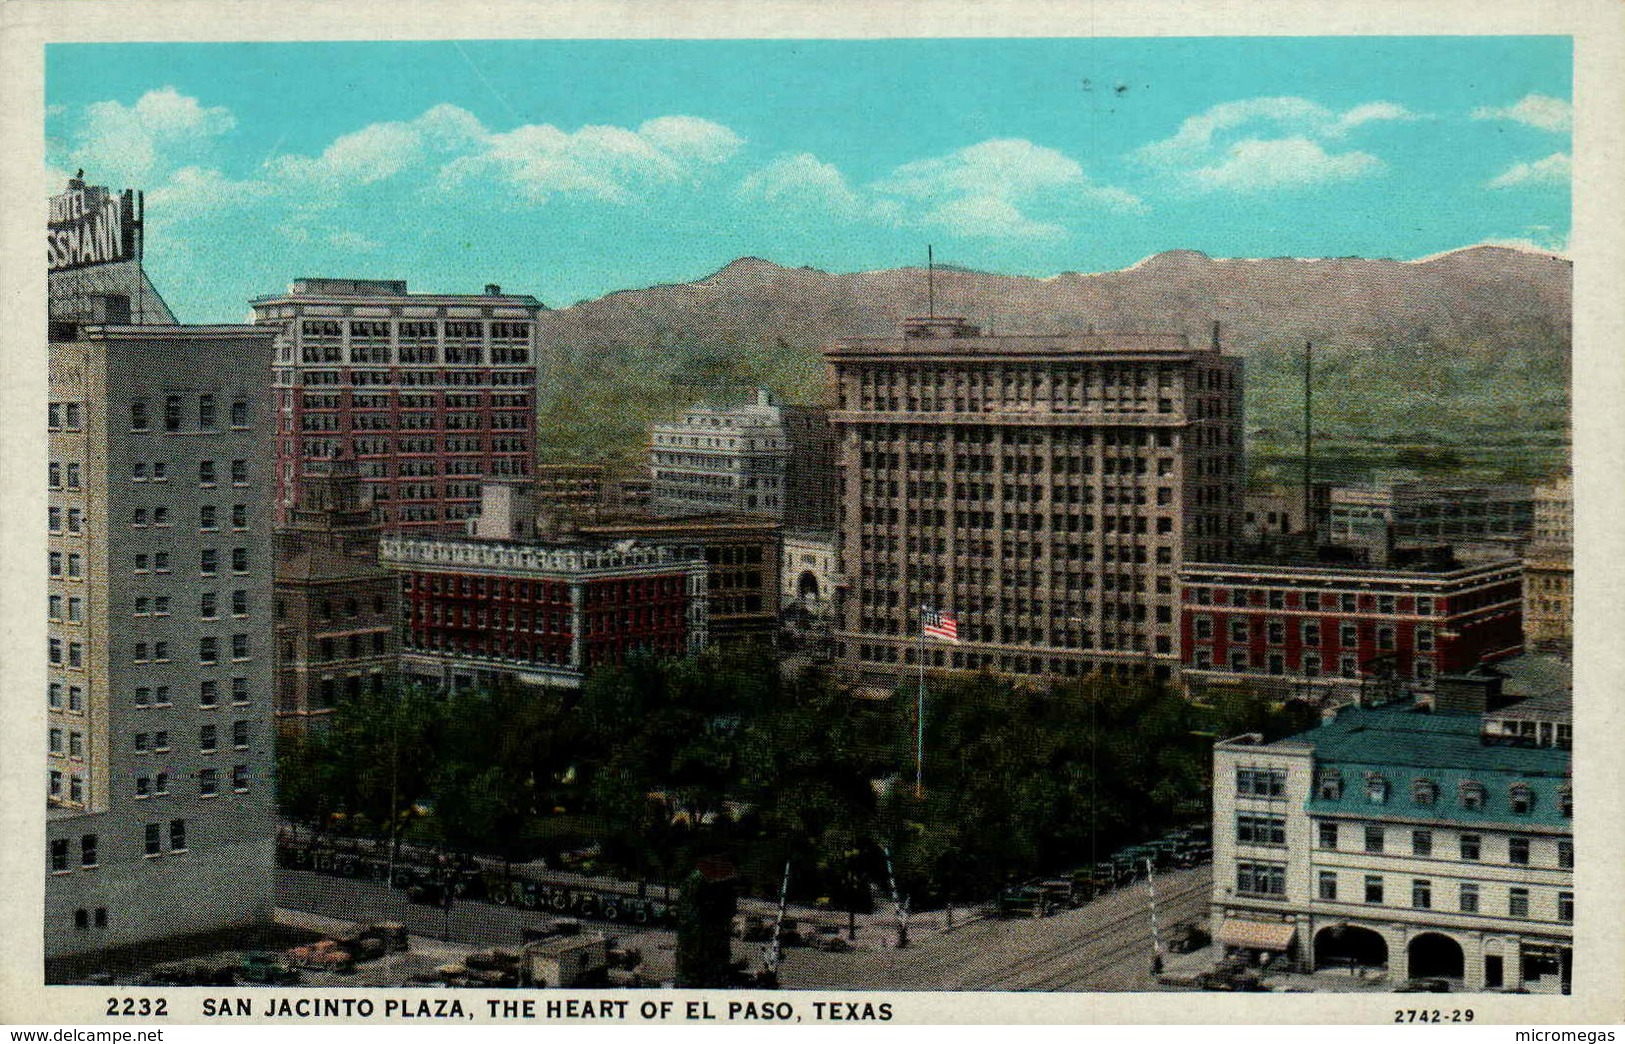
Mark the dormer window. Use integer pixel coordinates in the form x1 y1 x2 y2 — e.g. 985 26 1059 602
1459 781 1486 811
1509 784 1535 816
1412 779 1439 806
1365 773 1389 804
1560 786 1572 818
1317 769 1343 800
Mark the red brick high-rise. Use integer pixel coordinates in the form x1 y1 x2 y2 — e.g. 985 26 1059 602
251 278 544 533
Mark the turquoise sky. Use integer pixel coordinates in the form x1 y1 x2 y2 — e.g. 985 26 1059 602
46 38 1571 323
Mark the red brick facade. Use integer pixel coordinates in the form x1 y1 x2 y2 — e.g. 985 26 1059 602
1180 559 1523 694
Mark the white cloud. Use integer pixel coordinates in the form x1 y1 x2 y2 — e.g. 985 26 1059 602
1334 101 1417 135
439 114 741 204
1191 137 1383 192
737 138 1139 239
1473 94 1572 133
1486 151 1571 188
926 195 1067 240
270 104 484 187
146 165 271 215
66 86 235 185
873 138 1143 238
881 138 1087 200
1137 96 1409 192
737 153 871 220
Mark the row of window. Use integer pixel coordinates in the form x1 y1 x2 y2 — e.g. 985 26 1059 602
1236 860 1575 922
133 548 252 575
46 462 82 489
126 635 251 664
1236 767 1572 818
50 821 187 873
47 401 83 431
134 677 252 707
302 391 531 410
127 504 250 530
127 459 251 485
1190 588 1435 615
137 590 250 618
280 369 535 388
1318 771 1570 817
131 395 252 433
46 506 85 535
1195 617 1433 651
1316 821 1573 867
1196 648 1431 681
300 319 530 340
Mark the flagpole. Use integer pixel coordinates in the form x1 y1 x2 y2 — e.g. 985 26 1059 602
915 606 925 799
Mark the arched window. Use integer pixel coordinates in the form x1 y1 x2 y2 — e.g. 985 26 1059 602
1459 781 1486 811
1509 784 1535 815
1412 778 1439 806
1317 769 1343 800
1365 773 1390 804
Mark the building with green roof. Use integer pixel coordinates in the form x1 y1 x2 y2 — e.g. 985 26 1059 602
1211 686 1571 992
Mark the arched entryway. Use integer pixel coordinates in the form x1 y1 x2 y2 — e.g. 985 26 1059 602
797 570 820 600
1315 924 1388 971
1408 932 1465 980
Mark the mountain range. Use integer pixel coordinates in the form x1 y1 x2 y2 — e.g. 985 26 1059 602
533 247 1571 482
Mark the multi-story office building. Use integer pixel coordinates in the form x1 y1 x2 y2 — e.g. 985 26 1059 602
649 389 835 533
47 313 279 963
1329 479 1534 552
826 316 1244 685
250 278 545 533
571 512 781 647
1211 683 1572 992
1180 547 1524 701
1522 476 1572 653
381 535 708 692
273 456 399 732
471 484 781 647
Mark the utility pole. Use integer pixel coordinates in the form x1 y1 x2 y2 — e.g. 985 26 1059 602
1146 856 1163 977
915 606 926 799
927 245 935 318
763 858 792 979
881 845 909 949
1303 340 1315 542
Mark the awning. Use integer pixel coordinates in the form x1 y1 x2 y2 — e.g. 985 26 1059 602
1217 918 1297 952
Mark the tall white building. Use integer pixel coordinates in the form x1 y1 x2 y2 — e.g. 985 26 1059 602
46 179 280 969
649 388 835 532
1211 681 1572 992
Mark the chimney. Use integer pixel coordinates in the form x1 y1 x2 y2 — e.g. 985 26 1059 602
1433 668 1505 716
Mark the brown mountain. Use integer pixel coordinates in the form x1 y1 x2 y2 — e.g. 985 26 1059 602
532 247 1571 481
539 246 1569 361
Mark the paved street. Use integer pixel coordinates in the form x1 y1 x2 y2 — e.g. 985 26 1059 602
279 863 1212 991
780 865 1213 992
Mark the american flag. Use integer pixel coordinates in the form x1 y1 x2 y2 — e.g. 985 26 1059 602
921 607 959 643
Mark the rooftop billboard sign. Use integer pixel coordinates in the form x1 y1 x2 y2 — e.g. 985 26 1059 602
47 178 141 272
